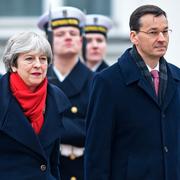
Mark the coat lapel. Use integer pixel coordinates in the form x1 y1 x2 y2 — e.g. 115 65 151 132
118 49 159 105
162 65 180 110
47 60 92 98
0 74 43 158
1 96 46 159
137 77 158 104
96 60 109 72
0 74 70 158
38 84 70 148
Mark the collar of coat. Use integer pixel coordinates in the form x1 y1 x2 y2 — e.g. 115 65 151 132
47 60 93 97
0 73 70 159
118 48 180 86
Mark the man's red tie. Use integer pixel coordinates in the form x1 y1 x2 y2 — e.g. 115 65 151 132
151 70 159 96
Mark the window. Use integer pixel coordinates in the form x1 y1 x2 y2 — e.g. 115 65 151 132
64 0 111 16
0 0 42 16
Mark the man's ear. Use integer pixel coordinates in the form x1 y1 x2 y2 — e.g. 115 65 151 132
130 31 139 45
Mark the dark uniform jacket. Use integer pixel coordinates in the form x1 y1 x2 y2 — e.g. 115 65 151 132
85 48 180 180
47 60 93 180
0 73 70 180
96 60 109 72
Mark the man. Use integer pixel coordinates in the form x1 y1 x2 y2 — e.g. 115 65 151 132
38 6 93 180
85 5 180 180
84 14 113 72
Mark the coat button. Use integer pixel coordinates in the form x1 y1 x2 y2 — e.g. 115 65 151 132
162 113 166 118
71 106 78 113
164 146 168 153
70 176 77 180
40 164 47 172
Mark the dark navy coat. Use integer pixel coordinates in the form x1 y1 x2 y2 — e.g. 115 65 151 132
85 48 180 180
96 60 109 72
47 60 93 180
0 73 70 180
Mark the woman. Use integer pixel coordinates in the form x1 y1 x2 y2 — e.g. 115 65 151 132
0 32 70 180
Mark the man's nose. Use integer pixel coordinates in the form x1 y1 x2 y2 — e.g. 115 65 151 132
157 32 166 41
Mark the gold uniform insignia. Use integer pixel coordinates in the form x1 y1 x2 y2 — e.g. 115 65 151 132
71 106 78 113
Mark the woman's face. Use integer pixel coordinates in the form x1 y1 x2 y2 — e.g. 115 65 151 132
12 51 48 91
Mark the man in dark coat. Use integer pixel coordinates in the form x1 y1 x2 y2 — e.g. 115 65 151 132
84 14 113 72
85 5 180 180
38 6 93 180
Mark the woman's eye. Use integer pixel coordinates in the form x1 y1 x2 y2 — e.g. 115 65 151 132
25 57 33 63
26 57 32 60
40 58 48 64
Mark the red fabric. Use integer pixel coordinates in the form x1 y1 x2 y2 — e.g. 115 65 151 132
10 72 47 134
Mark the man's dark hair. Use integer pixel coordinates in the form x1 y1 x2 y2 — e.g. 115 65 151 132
129 5 167 31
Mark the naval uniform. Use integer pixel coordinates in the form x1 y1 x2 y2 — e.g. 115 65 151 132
47 60 93 180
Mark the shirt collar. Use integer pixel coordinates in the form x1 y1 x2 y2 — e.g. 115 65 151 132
91 61 102 72
146 62 159 72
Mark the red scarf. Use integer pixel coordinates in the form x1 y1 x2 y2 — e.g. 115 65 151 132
10 73 47 134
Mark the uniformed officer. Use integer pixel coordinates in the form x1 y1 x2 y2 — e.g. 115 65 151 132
84 14 113 72
37 6 93 180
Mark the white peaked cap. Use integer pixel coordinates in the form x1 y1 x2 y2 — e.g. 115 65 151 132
84 14 113 35
37 6 86 30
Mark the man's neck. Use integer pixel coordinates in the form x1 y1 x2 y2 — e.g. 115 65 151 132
134 46 160 69
53 54 79 75
141 55 159 69
86 60 101 70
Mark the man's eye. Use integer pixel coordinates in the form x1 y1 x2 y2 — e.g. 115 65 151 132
55 33 63 37
162 30 168 34
70 32 78 36
97 39 103 43
86 39 92 43
149 31 158 35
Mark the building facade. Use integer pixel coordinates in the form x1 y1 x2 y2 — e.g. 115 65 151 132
0 0 180 73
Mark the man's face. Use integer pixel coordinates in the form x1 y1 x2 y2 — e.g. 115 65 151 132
86 33 107 64
130 14 169 61
53 26 82 57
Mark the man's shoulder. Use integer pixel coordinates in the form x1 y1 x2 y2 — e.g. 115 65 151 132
95 62 120 81
167 63 180 81
77 60 93 74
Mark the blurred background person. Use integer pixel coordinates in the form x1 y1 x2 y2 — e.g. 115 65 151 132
37 6 93 180
0 31 70 180
84 14 113 72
